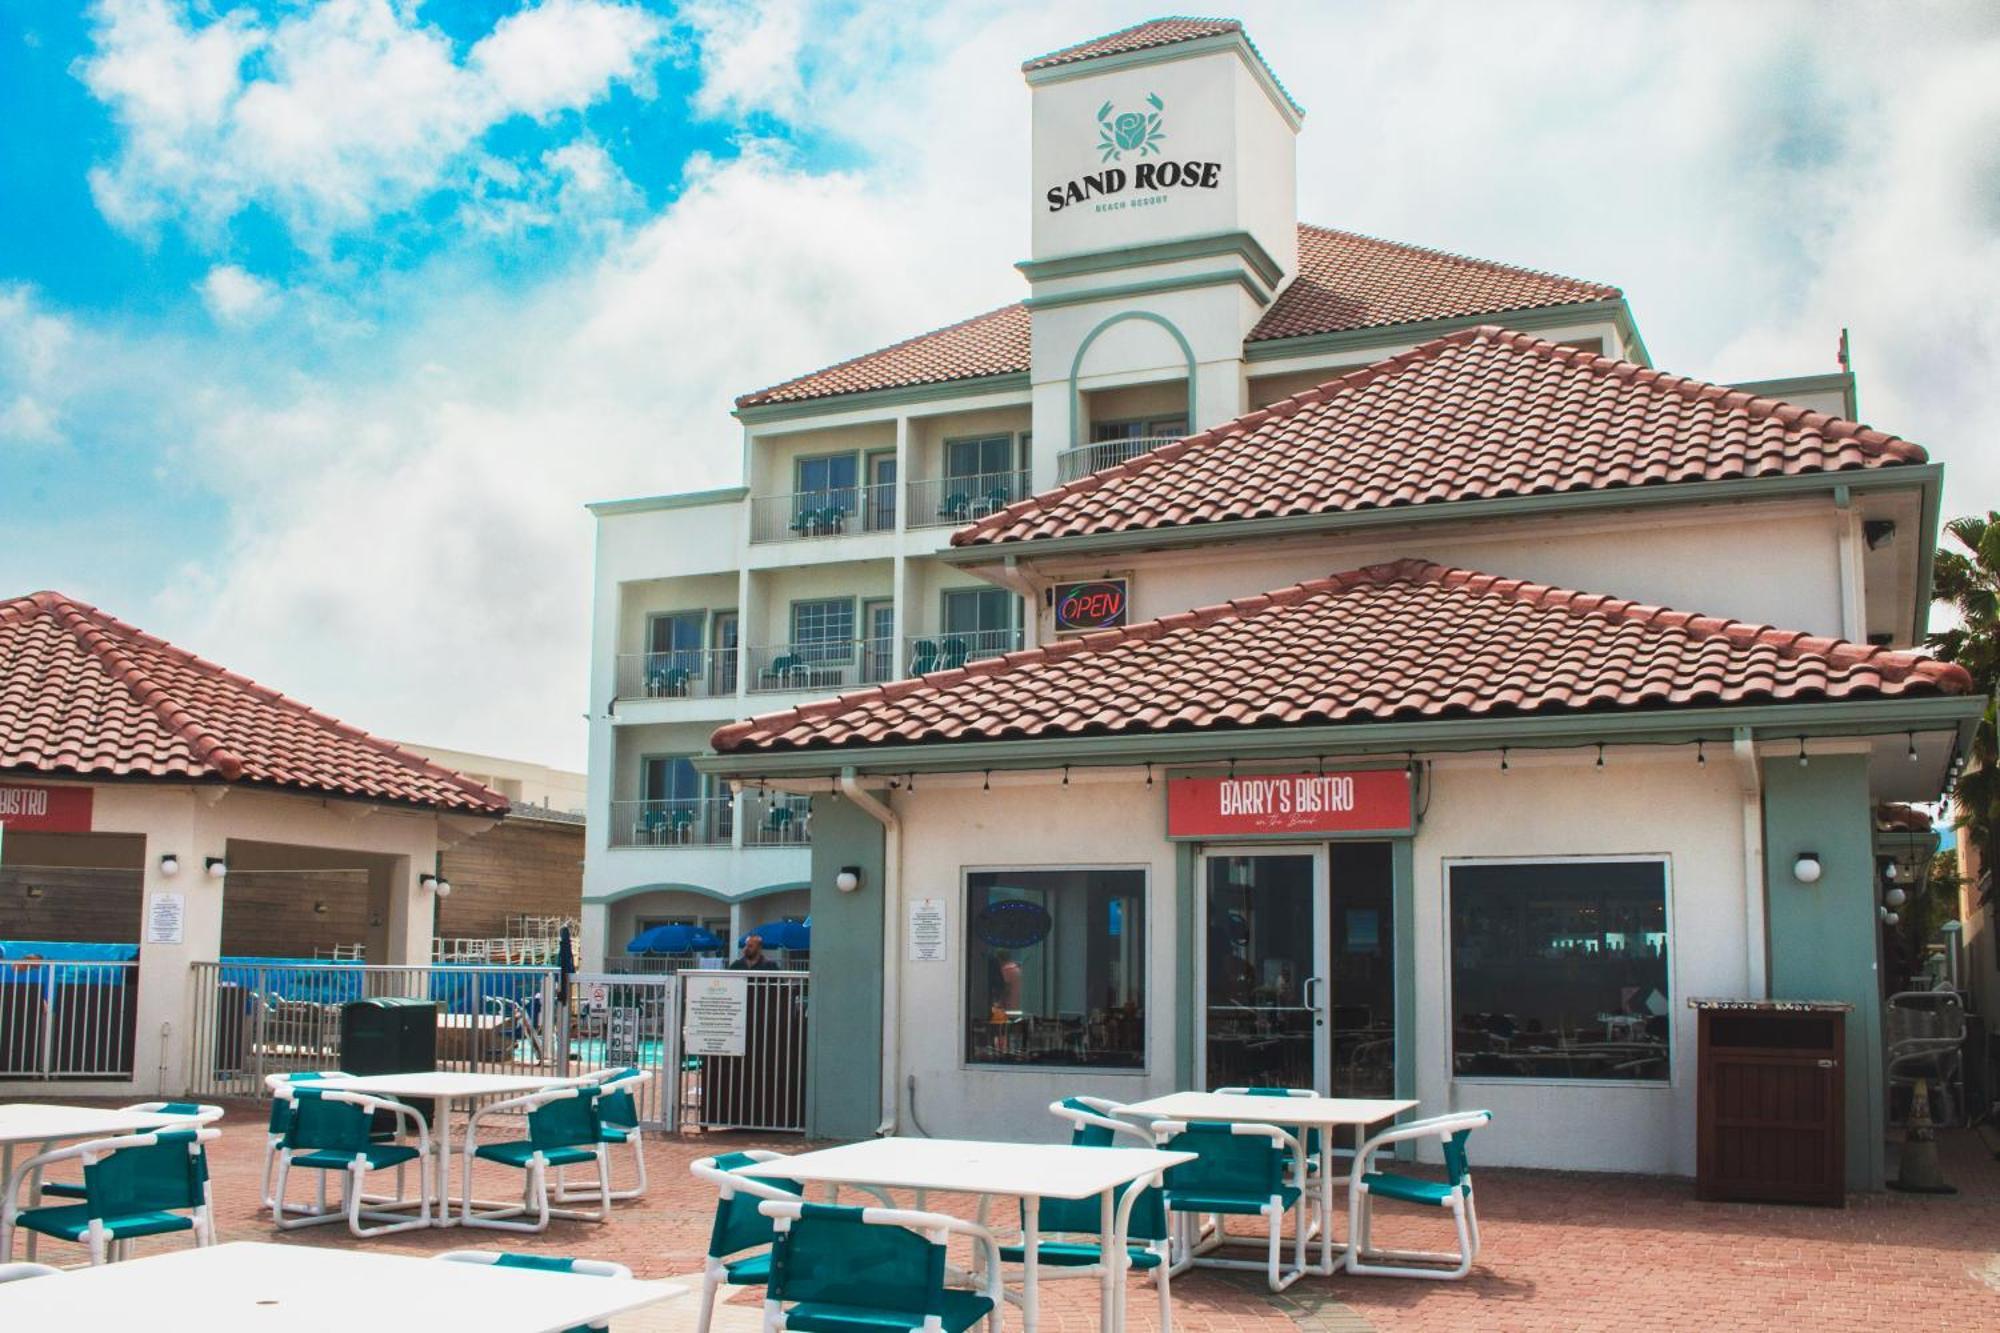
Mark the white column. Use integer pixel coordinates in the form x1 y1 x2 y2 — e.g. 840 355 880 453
125 788 207 1098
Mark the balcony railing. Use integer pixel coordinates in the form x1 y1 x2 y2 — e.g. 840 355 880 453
749 484 897 544
1056 436 1179 482
906 469 1032 530
746 640 889 693
614 647 739 701
609 797 734 848
902 627 1023 675
742 792 812 846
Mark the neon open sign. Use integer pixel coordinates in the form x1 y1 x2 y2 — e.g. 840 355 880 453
1053 579 1128 634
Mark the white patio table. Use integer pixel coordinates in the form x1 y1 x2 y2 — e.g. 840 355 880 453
1119 1091 1417 1275
329 1070 575 1228
0 1102 206 1208
739 1136 1192 1333
0 1240 684 1331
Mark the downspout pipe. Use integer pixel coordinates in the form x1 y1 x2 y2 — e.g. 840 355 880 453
838 766 902 1135
1732 727 1769 998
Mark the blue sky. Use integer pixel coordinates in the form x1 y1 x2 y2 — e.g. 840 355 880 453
1 2 1997 767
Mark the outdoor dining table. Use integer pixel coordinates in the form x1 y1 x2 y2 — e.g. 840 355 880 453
738 1135 1193 1333
329 1070 575 1228
1119 1091 1418 1275
0 1240 685 1331
0 1102 207 1208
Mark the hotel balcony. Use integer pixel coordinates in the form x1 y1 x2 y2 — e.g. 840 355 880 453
745 629 1025 694
904 470 1032 530
749 484 898 544
1056 436 1178 482
613 646 739 701
741 792 812 846
608 796 735 848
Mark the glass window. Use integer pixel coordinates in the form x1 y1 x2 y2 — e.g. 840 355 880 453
964 868 1146 1069
1090 415 1187 443
791 598 856 664
941 587 1017 659
945 435 1016 482
1448 859 1670 1082
641 756 702 804
648 611 704 675
796 452 858 497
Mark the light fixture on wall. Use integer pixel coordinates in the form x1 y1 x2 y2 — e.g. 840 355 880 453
435 879 452 899
1793 851 1823 884
313 901 329 915
420 873 437 889
420 873 453 898
158 854 181 877
204 856 227 880
1885 886 1908 909
836 865 862 894
25 884 44 899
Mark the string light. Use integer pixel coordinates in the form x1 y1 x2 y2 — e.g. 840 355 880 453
1696 740 1706 767
1316 755 1326 776
983 770 991 792
907 771 916 792
1908 731 1919 762
1062 765 1071 788
1797 737 1809 768
1144 764 1154 789
1500 747 1510 773
1596 743 1606 770
1228 759 1237 779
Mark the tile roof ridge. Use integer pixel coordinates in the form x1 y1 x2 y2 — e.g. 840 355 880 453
40 592 249 782
1021 16 1242 70
734 302 1026 408
1293 222 1621 299
951 336 1485 548
23 590 507 809
1476 327 1928 464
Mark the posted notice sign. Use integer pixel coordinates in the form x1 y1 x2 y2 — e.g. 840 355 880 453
682 973 748 1057
0 782 92 834
1167 770 1414 840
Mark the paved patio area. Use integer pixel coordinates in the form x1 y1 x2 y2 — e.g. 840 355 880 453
7 1097 2000 1330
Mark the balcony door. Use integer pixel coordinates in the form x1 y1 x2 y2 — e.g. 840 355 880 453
866 451 897 531
862 599 896 684
941 587 1017 663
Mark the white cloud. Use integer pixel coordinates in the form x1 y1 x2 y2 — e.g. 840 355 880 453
0 287 79 448
78 0 669 244
678 0 809 120
198 265 278 324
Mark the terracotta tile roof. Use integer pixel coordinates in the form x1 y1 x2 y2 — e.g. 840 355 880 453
0 591 510 814
711 560 1971 754
734 225 1616 409
1022 17 1244 72
1247 225 1618 342
954 326 1928 548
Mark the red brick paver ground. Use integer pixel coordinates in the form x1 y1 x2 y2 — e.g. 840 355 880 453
8 1098 2000 1331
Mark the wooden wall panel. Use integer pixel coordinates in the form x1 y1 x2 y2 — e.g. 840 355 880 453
437 818 584 939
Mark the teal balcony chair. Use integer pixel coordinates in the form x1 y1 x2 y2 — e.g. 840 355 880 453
907 639 940 676
937 636 970 672
1345 1110 1492 1280
36 1102 221 1204
460 1083 612 1232
763 654 807 689
937 492 971 523
554 1067 649 1205
2 1126 220 1266
690 1150 802 1333
1049 1096 1151 1148
436 1251 633 1332
759 1198 1003 1333
1151 1119 1307 1292
269 1084 432 1237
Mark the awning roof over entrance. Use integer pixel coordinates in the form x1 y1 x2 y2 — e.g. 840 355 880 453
0 590 509 814
711 558 1973 757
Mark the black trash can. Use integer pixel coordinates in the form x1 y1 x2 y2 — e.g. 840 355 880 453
341 995 438 1126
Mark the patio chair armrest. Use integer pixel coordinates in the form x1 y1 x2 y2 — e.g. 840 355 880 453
467 1084 583 1129
1354 1110 1491 1173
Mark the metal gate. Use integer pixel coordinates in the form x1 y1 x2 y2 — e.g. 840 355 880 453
567 971 681 1130
679 969 809 1133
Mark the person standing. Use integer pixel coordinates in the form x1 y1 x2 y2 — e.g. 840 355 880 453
729 934 780 971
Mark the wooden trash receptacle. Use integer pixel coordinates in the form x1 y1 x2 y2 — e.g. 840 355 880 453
1693 999 1849 1206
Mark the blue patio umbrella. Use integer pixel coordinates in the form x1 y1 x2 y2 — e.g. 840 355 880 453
628 923 724 955
739 920 810 951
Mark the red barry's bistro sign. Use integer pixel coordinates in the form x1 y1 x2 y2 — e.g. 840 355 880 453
1167 770 1413 840
0 782 94 834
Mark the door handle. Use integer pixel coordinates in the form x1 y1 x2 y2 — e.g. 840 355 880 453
1304 977 1325 1027
1816 1059 1838 1069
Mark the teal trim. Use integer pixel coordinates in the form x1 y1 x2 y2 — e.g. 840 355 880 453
805 792 887 1138
697 693 1984 779
586 485 747 517
582 878 809 907
1242 297 1645 367
1017 231 1285 289
1022 30 1305 127
1730 372 1858 421
1067 310 1197 447
1760 754 1887 1189
1391 837 1416 1107
1026 269 1270 313
938 464 1944 569
1174 840 1198 1090
742 879 811 898
734 373 1032 426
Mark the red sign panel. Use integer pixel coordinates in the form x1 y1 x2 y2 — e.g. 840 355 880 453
0 782 94 834
1167 770 1412 839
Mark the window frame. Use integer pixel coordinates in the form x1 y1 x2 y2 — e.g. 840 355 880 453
638 753 707 805
789 595 859 665
940 586 1018 637
943 433 1020 484
1442 853 1676 1090
957 862 1153 1075
646 608 709 674
793 450 861 497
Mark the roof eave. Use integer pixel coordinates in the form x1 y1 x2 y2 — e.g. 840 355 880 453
697 693 1984 781
940 464 1945 570
1243 296 1643 366
731 371 1033 426
1022 29 1304 130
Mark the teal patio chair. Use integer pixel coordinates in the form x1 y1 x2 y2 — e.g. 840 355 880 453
2 1126 220 1266
1345 1110 1492 1280
1217 1086 1326 1182
36 1102 221 1204
260 1071 354 1211
460 1083 611 1232
907 639 940 676
269 1084 432 1237
996 1169 1175 1331
763 653 807 689
650 664 692 697
554 1067 649 1205
937 492 971 523
1049 1096 1152 1148
759 1198 1003 1333
436 1251 633 1332
690 1150 802 1333
1152 1119 1307 1292
937 636 970 672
